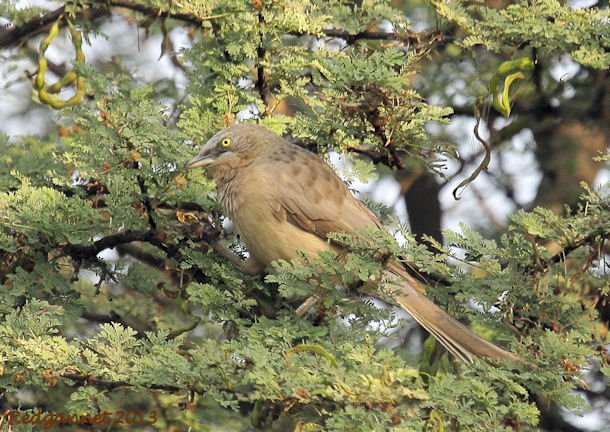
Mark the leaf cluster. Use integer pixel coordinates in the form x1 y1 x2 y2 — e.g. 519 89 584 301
0 0 608 430
432 0 610 69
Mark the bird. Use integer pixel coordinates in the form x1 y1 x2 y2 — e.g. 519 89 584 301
185 123 514 362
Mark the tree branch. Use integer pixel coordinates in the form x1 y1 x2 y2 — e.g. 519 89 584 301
255 10 269 111
0 0 213 49
61 372 203 393
0 6 65 48
80 311 150 338
538 228 607 271
0 1 440 51
287 28 442 47
0 6 109 48
64 229 156 259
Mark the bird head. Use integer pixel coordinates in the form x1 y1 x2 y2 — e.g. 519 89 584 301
185 123 273 170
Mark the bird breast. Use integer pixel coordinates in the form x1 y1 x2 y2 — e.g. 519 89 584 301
215 162 334 267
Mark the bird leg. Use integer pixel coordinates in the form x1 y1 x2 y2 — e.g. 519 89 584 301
210 240 265 276
212 239 322 316
295 294 321 317
213 241 323 316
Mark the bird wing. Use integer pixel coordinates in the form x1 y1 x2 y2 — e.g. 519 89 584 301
259 141 514 362
267 146 381 239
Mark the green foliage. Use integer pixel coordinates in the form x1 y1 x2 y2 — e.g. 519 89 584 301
0 0 608 430
0 0 46 27
1 175 105 245
432 0 610 68
179 0 453 168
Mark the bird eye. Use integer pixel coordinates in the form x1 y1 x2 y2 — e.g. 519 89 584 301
220 137 232 148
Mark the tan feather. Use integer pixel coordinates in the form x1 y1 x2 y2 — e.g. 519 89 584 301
188 124 515 362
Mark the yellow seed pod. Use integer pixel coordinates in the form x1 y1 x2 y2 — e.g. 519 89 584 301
33 16 87 109
38 88 67 109
46 71 77 94
489 57 534 118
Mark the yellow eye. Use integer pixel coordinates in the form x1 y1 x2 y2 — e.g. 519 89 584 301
220 137 232 148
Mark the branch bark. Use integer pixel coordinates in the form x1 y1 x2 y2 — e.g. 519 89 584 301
0 1 440 50
61 372 203 393
63 229 157 259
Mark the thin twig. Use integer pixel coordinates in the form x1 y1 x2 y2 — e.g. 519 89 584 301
452 102 492 200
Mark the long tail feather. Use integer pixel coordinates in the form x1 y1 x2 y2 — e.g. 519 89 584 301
383 266 515 362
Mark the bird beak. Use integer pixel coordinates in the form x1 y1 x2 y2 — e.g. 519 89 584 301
185 151 217 169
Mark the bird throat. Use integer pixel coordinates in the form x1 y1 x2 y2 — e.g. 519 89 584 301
213 157 253 220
